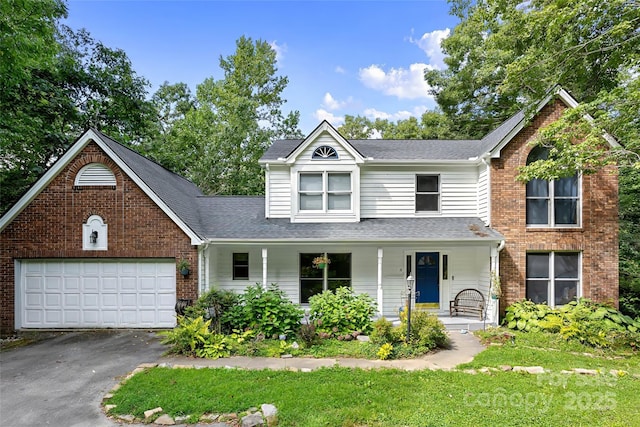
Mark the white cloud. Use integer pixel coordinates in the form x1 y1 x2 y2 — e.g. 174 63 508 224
269 40 287 62
321 92 353 111
410 28 450 70
313 109 345 127
363 105 429 122
335 65 346 74
359 63 434 100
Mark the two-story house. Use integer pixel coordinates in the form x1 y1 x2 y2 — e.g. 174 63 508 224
0 87 619 334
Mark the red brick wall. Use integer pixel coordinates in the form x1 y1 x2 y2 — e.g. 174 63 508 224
491 100 619 309
0 142 199 334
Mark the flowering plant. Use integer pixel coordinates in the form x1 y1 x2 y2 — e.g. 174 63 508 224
312 256 331 268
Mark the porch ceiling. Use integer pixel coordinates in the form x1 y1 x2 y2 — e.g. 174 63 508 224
196 196 504 243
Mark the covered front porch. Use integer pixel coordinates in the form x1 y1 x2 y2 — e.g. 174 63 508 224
198 239 503 325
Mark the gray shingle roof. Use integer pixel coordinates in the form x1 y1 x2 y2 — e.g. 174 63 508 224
94 129 206 238
478 110 526 155
195 196 503 241
261 138 482 161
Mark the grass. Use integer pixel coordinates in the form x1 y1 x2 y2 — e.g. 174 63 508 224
463 328 640 372
107 366 640 426
107 329 640 426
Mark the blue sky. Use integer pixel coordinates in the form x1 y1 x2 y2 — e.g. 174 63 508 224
64 0 460 134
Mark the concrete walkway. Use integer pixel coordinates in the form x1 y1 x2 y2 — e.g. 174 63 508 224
160 329 485 371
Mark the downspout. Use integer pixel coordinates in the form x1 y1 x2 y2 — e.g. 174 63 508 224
490 239 506 326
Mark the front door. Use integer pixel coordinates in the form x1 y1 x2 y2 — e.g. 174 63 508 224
416 252 439 304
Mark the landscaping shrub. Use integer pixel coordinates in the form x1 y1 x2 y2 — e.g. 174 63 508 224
370 310 448 359
184 288 239 334
370 317 394 345
504 298 640 349
227 284 304 339
159 315 213 356
297 321 319 348
309 287 376 338
407 310 449 351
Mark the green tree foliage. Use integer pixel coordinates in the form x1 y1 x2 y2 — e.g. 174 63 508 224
1 0 156 214
429 0 640 315
338 110 458 140
159 36 303 195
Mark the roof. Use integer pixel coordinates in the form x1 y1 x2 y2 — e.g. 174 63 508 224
93 130 206 237
194 196 504 242
262 86 617 163
262 138 482 162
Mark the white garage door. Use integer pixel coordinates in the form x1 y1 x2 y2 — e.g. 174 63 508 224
20 259 177 328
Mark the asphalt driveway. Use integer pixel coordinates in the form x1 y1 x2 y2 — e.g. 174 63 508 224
0 330 165 427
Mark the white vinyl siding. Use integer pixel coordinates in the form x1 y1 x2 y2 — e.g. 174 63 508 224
477 162 490 224
360 166 480 218
266 167 291 218
208 244 491 317
295 133 354 165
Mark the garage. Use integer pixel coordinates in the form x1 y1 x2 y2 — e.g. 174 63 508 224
19 259 177 328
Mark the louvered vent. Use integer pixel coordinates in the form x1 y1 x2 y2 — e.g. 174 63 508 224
74 163 116 186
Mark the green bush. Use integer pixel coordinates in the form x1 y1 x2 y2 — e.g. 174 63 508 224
309 287 376 337
370 311 448 359
227 284 304 339
159 315 213 356
407 310 449 351
504 298 640 349
184 288 239 334
370 317 394 345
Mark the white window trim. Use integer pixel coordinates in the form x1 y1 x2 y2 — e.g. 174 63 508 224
415 174 441 214
526 252 582 307
291 164 360 223
526 175 582 229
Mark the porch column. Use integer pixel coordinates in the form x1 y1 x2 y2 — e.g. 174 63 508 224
377 248 383 316
261 248 268 289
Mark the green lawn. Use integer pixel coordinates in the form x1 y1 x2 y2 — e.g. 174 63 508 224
107 367 640 426
106 330 640 426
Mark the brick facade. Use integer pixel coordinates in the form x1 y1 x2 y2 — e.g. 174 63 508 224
0 142 198 335
491 100 619 310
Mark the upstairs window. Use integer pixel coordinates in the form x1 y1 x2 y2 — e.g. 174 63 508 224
299 172 351 211
416 175 440 212
526 147 579 226
312 145 338 159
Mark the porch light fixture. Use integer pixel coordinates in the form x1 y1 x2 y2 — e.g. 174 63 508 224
406 275 414 343
89 230 98 244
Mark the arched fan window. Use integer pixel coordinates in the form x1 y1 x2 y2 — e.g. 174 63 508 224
312 145 338 159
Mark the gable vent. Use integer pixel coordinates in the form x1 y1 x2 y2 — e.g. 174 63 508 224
74 163 116 186
312 145 338 159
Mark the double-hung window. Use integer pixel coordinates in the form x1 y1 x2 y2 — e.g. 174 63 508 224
526 252 580 306
299 253 351 303
526 147 579 226
299 172 351 212
416 175 440 212
232 253 249 280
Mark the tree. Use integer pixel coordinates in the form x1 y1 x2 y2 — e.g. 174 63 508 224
163 36 303 195
427 0 639 159
428 0 640 314
1 1 157 214
338 110 457 140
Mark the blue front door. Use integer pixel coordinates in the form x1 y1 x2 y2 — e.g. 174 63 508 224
416 252 439 303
